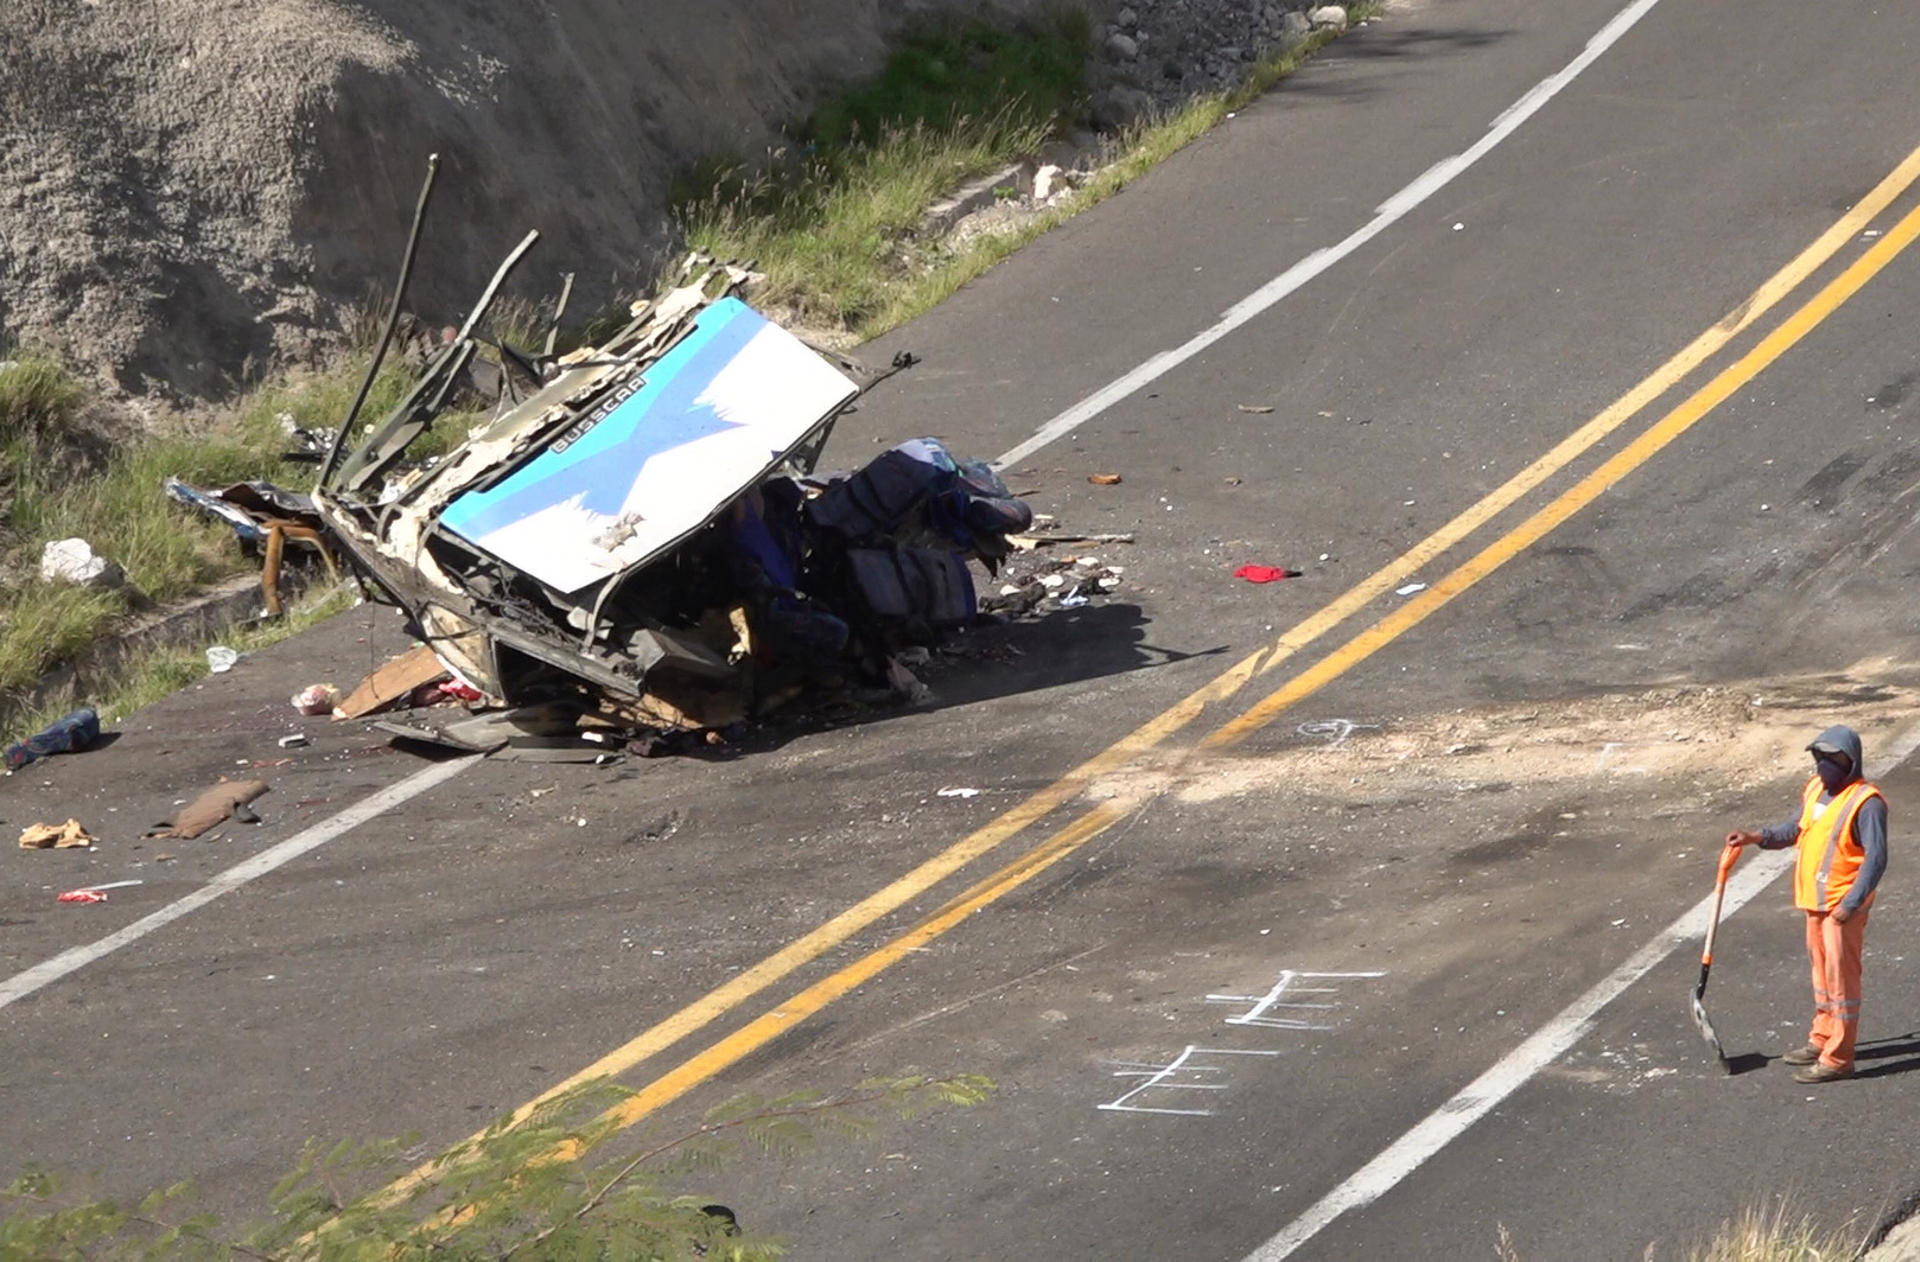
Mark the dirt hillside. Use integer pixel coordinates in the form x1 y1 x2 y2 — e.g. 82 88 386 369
0 0 1072 397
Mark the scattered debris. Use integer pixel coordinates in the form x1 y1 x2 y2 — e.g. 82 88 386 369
311 247 1058 759
39 538 124 589
375 702 582 755
937 787 981 798
165 479 341 616
980 552 1127 618
1235 565 1302 583
1007 530 1135 550
58 880 144 903
146 778 269 840
1395 582 1428 597
1088 473 1124 486
1236 404 1275 414
164 478 324 548
290 683 342 715
19 819 96 849
334 645 449 720
5 708 101 772
206 646 240 673
277 733 310 748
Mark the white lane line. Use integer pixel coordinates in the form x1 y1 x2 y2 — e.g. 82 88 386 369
992 0 1668 471
0 756 478 1011
1245 722 1920 1261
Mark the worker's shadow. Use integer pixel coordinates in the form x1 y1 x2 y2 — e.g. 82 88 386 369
1851 1032 1920 1080
1722 1034 1920 1078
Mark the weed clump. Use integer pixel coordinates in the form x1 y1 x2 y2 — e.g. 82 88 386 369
677 11 1091 336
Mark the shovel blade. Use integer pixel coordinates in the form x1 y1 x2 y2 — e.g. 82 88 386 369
1690 986 1728 1069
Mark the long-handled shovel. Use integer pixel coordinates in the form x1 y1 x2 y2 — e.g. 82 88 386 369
1690 842 1743 1072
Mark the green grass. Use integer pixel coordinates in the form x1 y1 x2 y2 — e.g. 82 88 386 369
683 6 1376 341
4 584 355 745
682 109 1058 332
679 9 1090 333
0 353 412 708
805 9 1090 149
6 4 1372 735
1080 11 1376 202
0 353 85 440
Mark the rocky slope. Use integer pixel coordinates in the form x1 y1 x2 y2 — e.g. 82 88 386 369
0 0 1352 397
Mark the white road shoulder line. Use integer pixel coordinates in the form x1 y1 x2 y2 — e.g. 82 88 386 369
1245 722 1920 1261
992 0 1667 472
0 756 478 1011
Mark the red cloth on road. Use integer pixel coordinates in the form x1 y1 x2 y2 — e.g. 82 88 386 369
1234 565 1301 583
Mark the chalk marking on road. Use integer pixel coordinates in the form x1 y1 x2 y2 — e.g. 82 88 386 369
535 186 1920 1160
1099 1046 1282 1117
365 104 1920 1216
0 757 477 1012
400 130 1920 1166
1207 970 1388 1031
360 130 1920 1213
1294 719 1379 749
993 0 1673 471
1242 725 1920 1259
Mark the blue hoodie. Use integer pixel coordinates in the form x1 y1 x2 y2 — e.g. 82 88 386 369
1756 724 1888 914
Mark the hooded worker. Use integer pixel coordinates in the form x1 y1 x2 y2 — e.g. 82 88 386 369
1727 724 1889 1083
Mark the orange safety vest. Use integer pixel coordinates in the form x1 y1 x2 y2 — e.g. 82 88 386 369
1791 777 1883 912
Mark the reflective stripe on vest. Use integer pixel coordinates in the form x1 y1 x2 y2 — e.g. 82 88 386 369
1791 778 1881 912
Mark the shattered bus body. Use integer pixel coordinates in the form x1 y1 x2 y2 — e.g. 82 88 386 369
314 235 1030 742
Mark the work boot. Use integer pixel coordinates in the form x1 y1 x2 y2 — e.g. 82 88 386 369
1792 1061 1853 1084
1780 1044 1823 1066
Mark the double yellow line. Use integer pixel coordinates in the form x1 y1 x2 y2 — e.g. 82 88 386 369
376 138 1920 1204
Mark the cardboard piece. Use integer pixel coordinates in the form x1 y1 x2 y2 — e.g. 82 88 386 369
20 818 96 849
334 645 449 720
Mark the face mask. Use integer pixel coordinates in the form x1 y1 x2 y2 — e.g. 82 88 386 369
1817 758 1853 794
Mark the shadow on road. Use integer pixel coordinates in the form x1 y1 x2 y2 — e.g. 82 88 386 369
1852 1031 1920 1080
924 601 1220 708
1266 24 1516 107
664 600 1220 764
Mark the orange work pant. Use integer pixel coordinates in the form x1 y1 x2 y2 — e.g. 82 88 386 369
1805 905 1870 1069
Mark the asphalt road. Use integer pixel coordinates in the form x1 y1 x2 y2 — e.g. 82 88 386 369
9 0 1920 1257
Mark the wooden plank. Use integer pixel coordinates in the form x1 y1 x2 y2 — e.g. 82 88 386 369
333 644 448 719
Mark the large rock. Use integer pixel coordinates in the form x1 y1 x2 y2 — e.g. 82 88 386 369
1090 85 1155 131
40 539 125 590
1308 5 1349 30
